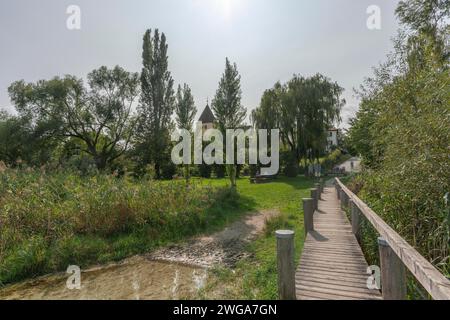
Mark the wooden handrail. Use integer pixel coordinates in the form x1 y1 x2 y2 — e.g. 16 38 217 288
335 178 450 300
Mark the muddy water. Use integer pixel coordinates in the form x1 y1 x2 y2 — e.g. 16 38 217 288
0 256 208 300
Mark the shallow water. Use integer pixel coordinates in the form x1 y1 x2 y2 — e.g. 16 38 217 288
0 256 208 300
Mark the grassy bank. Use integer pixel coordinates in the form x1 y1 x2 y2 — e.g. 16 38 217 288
0 168 244 286
0 168 316 299
196 176 315 299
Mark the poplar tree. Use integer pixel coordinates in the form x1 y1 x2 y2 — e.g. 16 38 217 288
136 29 175 179
212 58 246 188
175 84 197 182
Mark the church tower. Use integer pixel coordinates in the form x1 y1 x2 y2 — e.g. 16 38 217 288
198 100 216 131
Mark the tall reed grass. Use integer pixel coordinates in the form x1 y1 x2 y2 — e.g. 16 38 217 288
0 164 240 285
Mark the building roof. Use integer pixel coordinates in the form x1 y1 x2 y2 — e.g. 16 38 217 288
198 104 216 124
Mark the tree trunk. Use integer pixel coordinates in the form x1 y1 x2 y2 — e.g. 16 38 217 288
94 155 107 171
184 164 190 184
227 164 237 188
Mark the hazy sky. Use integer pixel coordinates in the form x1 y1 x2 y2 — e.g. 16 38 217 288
0 0 400 128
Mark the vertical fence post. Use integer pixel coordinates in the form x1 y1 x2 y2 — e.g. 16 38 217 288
302 198 314 236
319 178 324 194
310 188 318 211
276 230 296 300
314 183 322 200
377 237 407 300
336 182 341 200
345 193 350 208
340 189 345 210
350 199 361 244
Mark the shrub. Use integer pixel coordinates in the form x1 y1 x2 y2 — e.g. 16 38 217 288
249 165 258 178
199 163 212 178
161 161 177 179
213 164 226 178
281 152 299 177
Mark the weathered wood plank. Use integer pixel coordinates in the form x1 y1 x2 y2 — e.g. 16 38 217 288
296 284 381 300
296 186 382 300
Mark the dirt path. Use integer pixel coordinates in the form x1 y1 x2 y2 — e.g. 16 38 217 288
149 209 279 268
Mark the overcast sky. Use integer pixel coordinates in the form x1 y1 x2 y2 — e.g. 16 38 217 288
0 0 400 128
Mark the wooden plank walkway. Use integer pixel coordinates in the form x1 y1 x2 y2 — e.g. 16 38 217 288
296 186 382 300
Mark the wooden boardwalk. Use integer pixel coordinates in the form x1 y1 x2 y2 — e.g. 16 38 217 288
295 186 382 300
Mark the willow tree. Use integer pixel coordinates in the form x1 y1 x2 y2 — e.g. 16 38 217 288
252 74 344 174
8 66 140 170
175 83 197 182
212 58 246 188
136 29 175 179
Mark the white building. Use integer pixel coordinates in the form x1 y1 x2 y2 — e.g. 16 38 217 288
326 128 339 151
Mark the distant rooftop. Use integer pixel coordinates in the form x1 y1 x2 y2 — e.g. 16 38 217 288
198 103 216 124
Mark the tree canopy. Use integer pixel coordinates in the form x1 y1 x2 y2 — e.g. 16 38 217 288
252 74 344 171
7 66 140 170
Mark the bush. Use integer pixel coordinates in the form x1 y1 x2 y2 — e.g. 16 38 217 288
199 163 212 178
346 39 450 276
249 165 258 178
213 164 226 178
161 161 177 179
321 149 350 171
281 151 299 177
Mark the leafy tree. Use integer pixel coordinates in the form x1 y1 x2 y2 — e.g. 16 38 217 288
136 29 175 179
8 66 140 170
212 58 246 187
0 113 34 165
396 0 449 37
175 83 197 182
252 74 344 174
175 84 197 132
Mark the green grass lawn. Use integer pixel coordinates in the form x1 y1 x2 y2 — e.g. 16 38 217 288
196 176 316 299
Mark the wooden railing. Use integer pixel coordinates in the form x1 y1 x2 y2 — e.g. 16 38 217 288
335 178 450 300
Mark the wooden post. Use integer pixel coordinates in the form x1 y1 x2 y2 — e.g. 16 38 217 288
350 200 361 244
340 190 345 209
345 193 350 208
336 184 341 200
378 237 407 300
310 188 318 211
276 230 296 300
314 183 322 200
302 198 314 236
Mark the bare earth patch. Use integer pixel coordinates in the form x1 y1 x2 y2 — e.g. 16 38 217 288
149 209 279 268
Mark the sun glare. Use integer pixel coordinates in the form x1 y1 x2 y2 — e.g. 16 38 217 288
216 0 232 20
192 0 242 22
208 0 239 21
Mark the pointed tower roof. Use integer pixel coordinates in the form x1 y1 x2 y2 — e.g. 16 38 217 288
198 103 216 124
